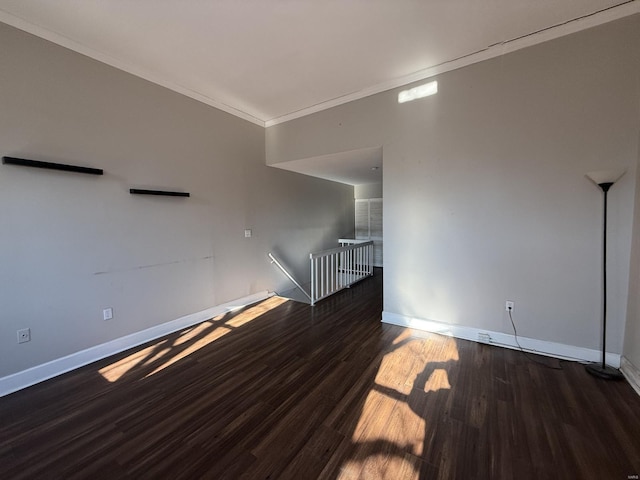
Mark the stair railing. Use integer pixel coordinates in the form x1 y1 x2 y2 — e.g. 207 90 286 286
268 253 312 303
310 240 373 306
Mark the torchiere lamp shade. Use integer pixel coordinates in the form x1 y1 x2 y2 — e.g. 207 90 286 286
585 169 626 187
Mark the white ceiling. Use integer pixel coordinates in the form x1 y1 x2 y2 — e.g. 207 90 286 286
274 147 383 187
0 0 638 185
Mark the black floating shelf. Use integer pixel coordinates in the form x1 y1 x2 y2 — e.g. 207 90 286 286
2 156 103 175
130 189 190 197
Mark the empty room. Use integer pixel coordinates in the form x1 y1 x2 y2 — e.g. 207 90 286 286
1 1 640 479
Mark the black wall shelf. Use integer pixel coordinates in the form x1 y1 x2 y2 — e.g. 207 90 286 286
2 156 104 175
129 189 190 197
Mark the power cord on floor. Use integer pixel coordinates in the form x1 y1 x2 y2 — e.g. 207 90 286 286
507 307 563 371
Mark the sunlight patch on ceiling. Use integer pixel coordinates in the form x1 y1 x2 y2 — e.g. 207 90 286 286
398 81 438 103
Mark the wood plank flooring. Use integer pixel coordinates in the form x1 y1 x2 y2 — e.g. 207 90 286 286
1 269 640 479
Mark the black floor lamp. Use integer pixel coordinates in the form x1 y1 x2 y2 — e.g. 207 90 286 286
585 169 625 380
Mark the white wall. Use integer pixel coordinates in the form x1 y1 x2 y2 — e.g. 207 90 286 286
624 126 640 370
0 23 354 379
267 15 640 355
355 183 383 200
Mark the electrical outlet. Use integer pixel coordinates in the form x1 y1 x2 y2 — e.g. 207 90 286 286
17 328 31 344
478 332 491 343
244 229 252 238
506 301 515 312
103 308 113 321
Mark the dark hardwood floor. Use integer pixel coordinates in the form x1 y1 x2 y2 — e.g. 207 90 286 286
1 269 640 479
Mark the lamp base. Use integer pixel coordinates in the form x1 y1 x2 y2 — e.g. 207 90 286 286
585 363 624 380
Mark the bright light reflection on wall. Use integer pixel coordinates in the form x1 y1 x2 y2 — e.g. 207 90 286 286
398 81 438 103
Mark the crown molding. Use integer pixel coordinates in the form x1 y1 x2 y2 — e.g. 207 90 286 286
264 1 640 127
1 2 638 129
0 9 266 127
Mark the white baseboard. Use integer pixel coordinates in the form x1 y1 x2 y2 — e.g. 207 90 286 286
0 291 273 397
621 357 640 397
382 311 621 367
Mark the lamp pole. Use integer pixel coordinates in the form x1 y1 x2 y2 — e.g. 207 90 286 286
585 181 623 380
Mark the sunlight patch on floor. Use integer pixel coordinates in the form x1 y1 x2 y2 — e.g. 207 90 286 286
342 453 419 480
144 325 234 377
346 329 459 477
99 343 171 383
225 296 288 327
424 368 451 393
98 296 288 382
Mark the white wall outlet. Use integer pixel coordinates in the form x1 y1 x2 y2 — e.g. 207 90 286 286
103 308 113 321
244 229 252 238
506 301 515 312
17 328 31 344
478 332 491 343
